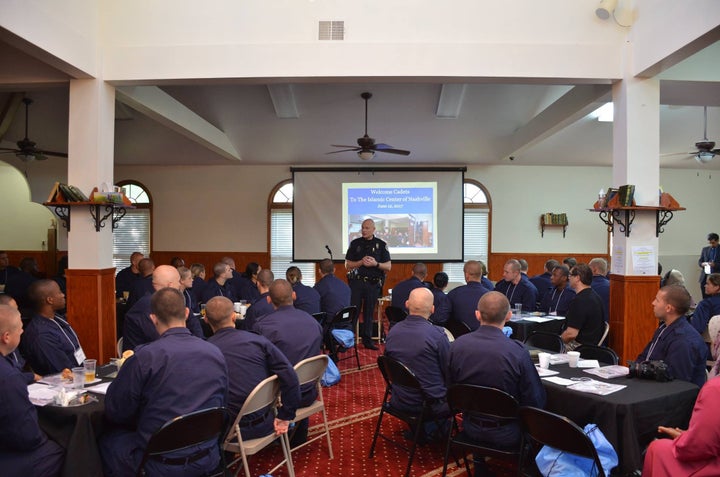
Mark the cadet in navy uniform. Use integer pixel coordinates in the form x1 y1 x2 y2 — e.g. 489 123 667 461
429 272 450 325
448 291 546 475
494 259 538 312
253 279 323 446
313 259 351 320
0 304 64 477
538 265 576 316
243 269 274 330
201 262 238 304
115 251 144 299
344 218 392 350
530 259 559 305
589 258 611 322
100 288 228 477
20 279 85 375
385 288 449 423
447 260 490 331
122 265 203 352
206 296 300 439
126 258 155 308
391 262 428 312
286 266 321 315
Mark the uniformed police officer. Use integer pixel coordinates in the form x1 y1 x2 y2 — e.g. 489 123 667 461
345 219 392 350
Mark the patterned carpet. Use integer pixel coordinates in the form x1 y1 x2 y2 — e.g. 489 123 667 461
243 344 519 477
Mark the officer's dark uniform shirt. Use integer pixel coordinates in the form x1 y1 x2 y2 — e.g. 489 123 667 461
448 325 546 447
313 274 351 319
384 315 449 413
0 355 64 477
447 282 490 331
20 313 82 375
344 235 391 281
208 327 300 438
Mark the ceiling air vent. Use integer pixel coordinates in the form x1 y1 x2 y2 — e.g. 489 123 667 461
318 21 344 40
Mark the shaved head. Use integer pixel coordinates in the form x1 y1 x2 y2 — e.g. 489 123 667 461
205 296 235 330
476 291 511 326
269 279 294 307
406 287 434 318
152 265 182 291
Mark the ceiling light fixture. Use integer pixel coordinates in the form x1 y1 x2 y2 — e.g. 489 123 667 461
595 0 634 27
696 151 715 164
358 150 375 161
595 0 617 20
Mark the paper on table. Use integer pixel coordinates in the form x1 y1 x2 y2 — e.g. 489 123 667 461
583 365 630 379
85 381 111 394
534 366 560 377
28 383 60 406
567 379 627 396
577 359 600 368
542 376 576 386
522 317 555 323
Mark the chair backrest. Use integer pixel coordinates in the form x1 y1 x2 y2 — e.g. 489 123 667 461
294 354 330 387
444 319 472 339
576 344 619 365
312 312 327 327
330 306 358 327
447 384 519 423
224 375 279 446
524 331 565 353
598 321 610 346
519 406 605 477
384 306 408 324
377 355 422 391
140 407 226 472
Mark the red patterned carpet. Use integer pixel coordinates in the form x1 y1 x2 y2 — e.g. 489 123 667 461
243 344 518 477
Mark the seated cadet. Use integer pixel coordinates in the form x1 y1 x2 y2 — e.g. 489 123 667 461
0 295 38 383
385 288 449 419
0 250 20 294
561 264 605 350
478 260 494 291
243 269 274 330
313 259 351 320
253 279 323 446
237 262 262 303
178 266 200 317
448 291 546 476
530 259 559 306
20 279 86 375
690 273 720 336
4 257 40 315
447 260 490 331
589 257 610 322
205 296 300 438
538 265 576 316
429 272 450 325
126 258 155 308
391 263 428 312
189 263 208 304
115 251 143 299
286 266 321 315
0 304 64 477
636 285 707 388
201 262 238 304
494 259 538 312
100 288 228 477
122 265 203 352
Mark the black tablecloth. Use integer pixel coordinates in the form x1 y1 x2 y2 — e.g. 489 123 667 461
37 392 106 477
507 316 566 341
541 364 699 474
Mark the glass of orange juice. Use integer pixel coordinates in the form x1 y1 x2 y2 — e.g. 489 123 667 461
83 359 97 383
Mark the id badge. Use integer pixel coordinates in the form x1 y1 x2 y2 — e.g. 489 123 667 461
705 264 712 275
74 347 87 365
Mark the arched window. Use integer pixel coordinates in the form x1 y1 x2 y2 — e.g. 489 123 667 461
113 180 152 273
443 179 491 284
268 180 316 286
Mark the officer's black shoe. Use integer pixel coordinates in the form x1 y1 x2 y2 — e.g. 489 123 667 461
363 341 379 350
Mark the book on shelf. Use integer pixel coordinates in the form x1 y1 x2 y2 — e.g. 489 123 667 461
47 182 90 203
542 212 568 225
618 184 635 207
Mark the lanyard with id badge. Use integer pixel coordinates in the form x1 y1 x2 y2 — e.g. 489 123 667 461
52 315 86 365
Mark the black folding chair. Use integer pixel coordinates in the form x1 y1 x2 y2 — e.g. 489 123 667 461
442 384 523 477
370 355 448 477
327 306 360 370
444 319 472 340
384 305 408 329
137 407 227 477
576 344 619 365
519 406 607 477
524 331 565 353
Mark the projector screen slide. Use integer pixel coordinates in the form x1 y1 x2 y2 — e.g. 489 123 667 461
292 168 464 262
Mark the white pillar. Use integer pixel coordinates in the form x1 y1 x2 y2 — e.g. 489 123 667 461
66 79 116 269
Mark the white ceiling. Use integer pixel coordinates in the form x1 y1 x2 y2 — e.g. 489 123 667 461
1 37 719 170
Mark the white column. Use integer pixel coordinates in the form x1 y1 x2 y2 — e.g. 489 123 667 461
67 79 116 269
609 57 660 277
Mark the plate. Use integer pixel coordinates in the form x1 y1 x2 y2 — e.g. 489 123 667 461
48 394 99 407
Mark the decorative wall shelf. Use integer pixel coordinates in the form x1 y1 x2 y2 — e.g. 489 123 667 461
540 215 568 238
589 206 685 237
43 202 134 232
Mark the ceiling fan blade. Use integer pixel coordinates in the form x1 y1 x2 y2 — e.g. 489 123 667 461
326 149 359 155
330 144 360 149
36 149 68 158
660 152 693 157
374 147 411 156
0 148 19 153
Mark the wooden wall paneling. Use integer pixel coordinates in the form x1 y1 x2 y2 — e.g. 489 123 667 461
608 274 661 365
66 268 116 363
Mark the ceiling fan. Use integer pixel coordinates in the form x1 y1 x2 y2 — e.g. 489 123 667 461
327 92 410 160
662 106 719 165
0 97 68 162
